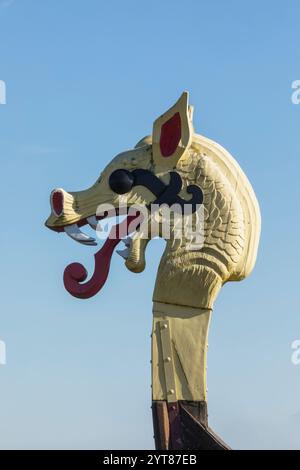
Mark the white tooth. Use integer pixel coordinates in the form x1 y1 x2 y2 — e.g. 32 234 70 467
87 215 99 230
116 247 130 260
64 224 97 246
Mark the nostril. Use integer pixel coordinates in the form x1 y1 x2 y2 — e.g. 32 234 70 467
51 189 64 217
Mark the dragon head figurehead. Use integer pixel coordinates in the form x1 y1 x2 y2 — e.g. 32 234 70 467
45 92 260 310
45 92 261 449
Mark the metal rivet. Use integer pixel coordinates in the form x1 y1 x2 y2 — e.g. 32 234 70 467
165 356 171 362
162 323 168 329
168 389 174 395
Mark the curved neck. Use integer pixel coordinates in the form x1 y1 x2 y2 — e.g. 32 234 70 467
152 245 223 310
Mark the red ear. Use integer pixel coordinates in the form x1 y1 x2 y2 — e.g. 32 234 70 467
152 92 193 168
160 112 182 157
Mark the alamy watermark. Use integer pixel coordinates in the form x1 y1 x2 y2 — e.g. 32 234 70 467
0 340 6 365
95 199 205 250
0 80 6 104
291 339 300 365
291 80 300 104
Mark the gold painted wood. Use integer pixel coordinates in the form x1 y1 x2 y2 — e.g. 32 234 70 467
46 92 261 409
152 303 211 402
157 319 177 403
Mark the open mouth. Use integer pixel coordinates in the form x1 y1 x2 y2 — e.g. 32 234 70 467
62 208 142 299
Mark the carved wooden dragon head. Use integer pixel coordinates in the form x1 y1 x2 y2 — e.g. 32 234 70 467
45 92 261 310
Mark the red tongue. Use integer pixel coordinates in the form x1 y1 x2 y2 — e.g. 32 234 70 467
63 214 140 299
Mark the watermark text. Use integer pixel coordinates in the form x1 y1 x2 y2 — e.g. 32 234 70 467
0 340 6 365
291 339 300 365
0 80 6 104
291 80 300 104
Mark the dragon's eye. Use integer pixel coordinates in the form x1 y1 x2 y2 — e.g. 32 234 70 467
109 169 134 194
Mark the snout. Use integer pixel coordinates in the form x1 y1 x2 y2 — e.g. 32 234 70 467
45 183 122 246
45 186 104 245
45 188 80 232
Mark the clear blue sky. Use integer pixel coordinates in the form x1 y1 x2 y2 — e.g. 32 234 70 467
0 0 299 450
